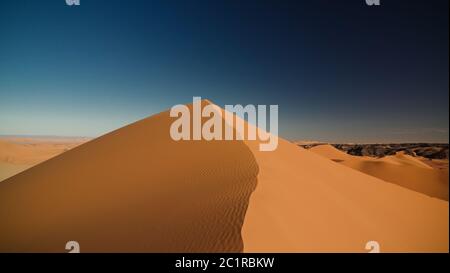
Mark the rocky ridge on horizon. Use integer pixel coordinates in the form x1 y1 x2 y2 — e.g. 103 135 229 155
297 143 449 159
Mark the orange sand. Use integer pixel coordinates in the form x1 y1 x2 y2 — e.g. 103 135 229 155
0 101 448 252
0 102 258 252
0 138 87 181
310 144 449 201
242 138 448 252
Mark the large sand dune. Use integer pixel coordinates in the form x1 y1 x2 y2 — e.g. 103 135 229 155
0 102 258 252
310 144 449 201
0 100 448 252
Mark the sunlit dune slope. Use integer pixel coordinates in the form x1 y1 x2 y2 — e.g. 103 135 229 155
0 101 258 252
310 144 449 201
240 125 448 252
0 138 86 181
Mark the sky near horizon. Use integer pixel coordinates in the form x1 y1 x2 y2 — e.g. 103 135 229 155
0 0 448 143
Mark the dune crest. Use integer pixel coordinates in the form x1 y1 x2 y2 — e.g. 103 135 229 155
231 113 448 252
0 101 258 252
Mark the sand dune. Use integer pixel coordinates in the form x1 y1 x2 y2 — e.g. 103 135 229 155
242 138 448 252
0 138 86 165
0 138 87 181
0 162 31 182
310 144 449 201
223 105 447 252
0 100 448 252
0 101 258 252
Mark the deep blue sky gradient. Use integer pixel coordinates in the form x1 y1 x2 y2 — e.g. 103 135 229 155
0 0 448 142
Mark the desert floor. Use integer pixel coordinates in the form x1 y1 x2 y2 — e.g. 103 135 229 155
0 137 89 181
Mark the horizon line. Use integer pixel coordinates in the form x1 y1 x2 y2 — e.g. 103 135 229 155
0 134 448 145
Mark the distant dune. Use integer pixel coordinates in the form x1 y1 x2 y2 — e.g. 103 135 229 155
310 144 449 201
0 101 448 252
0 138 87 181
243 135 448 252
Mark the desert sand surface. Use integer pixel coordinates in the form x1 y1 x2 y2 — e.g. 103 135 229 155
0 101 258 252
0 137 88 181
0 162 31 183
242 137 448 252
0 100 448 252
309 144 449 201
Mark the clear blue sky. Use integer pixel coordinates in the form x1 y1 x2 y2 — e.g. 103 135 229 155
0 0 448 142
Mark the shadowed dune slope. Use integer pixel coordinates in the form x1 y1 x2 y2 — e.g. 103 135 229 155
0 101 258 252
310 144 449 201
242 135 448 252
